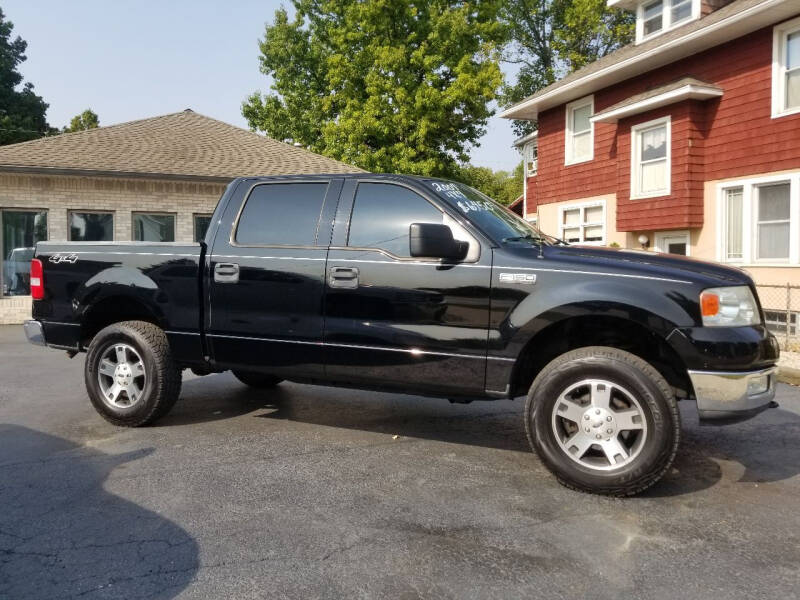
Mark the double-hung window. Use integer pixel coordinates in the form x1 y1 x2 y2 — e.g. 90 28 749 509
565 96 593 165
719 174 800 265
636 0 699 42
560 202 605 245
756 184 791 261
631 117 670 199
772 16 800 118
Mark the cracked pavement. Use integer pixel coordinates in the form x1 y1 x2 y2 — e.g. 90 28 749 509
1 325 799 599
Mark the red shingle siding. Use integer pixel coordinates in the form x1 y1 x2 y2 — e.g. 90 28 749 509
525 177 537 214
529 20 800 231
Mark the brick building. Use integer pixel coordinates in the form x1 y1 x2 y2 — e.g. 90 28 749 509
0 109 361 323
502 0 800 286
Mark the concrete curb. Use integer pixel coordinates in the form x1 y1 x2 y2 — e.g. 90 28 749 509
777 366 800 386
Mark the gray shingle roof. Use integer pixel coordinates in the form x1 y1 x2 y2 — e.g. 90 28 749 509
0 110 364 180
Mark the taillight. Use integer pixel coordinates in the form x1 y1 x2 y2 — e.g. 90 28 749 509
30 258 44 300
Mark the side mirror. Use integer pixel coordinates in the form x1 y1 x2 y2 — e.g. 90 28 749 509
409 223 469 261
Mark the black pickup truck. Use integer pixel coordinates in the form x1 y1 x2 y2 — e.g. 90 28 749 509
24 174 780 496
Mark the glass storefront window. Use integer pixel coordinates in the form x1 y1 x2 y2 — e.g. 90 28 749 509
133 213 175 242
69 212 114 241
1 210 48 296
194 215 212 243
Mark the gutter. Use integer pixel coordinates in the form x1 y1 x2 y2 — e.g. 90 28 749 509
0 164 236 184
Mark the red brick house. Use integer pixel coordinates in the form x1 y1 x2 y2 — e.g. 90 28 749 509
502 0 800 294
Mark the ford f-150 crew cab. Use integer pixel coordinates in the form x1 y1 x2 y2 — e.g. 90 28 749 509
23 174 780 496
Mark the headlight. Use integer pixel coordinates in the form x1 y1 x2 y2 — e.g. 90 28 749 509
700 286 760 327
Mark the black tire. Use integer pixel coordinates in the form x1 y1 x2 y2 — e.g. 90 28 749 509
525 346 680 497
85 320 182 427
232 370 283 388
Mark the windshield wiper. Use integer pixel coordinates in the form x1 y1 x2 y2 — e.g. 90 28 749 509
502 234 538 244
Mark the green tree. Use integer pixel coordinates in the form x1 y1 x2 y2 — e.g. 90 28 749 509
458 161 523 205
0 8 53 145
502 0 634 136
63 109 99 133
242 0 505 178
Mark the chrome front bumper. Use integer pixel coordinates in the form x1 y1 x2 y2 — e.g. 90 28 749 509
689 366 778 422
23 319 46 346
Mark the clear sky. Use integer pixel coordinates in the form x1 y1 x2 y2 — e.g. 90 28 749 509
3 0 521 171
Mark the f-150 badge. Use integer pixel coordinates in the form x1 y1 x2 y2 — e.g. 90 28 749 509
499 272 536 284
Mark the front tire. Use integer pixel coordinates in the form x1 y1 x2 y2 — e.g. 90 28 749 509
525 346 680 497
85 321 182 427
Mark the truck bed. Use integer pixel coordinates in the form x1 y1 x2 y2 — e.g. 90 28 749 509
32 241 204 363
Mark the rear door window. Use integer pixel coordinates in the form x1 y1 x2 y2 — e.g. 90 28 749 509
347 183 442 257
235 182 329 246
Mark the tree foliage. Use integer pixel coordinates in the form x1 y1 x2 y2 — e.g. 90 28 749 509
63 109 99 133
242 0 505 178
501 0 634 136
0 8 53 145
458 162 523 205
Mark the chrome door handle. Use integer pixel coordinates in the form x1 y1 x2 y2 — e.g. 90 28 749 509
329 266 359 289
214 262 240 283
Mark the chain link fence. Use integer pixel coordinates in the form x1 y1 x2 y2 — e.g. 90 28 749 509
755 284 800 351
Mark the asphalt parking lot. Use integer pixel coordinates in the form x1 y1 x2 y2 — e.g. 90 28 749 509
1 325 799 600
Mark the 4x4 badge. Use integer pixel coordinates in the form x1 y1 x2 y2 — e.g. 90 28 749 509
49 253 79 264
499 272 536 284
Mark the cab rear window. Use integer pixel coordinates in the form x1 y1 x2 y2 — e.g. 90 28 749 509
236 182 328 246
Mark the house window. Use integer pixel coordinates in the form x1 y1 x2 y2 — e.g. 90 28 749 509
756 183 791 260
524 141 538 177
631 117 670 199
670 0 692 25
133 213 175 242
565 96 593 165
718 173 800 265
764 310 798 337
560 202 605 245
636 0 699 42
723 187 743 261
1 209 47 296
642 0 663 36
69 211 113 241
194 215 212 243
772 16 800 118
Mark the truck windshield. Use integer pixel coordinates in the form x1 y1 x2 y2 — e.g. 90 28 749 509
427 180 557 247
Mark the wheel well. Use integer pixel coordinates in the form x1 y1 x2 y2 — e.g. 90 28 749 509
81 296 161 348
509 316 691 398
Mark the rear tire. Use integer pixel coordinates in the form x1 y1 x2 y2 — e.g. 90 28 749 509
85 320 182 427
232 371 283 388
525 346 680 497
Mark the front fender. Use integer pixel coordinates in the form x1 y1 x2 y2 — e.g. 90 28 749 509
485 274 699 394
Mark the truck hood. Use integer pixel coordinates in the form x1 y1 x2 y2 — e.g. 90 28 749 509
511 244 753 287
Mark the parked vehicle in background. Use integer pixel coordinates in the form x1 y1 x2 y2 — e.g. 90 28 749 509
2 247 34 296
23 174 780 496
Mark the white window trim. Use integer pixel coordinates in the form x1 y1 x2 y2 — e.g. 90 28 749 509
716 172 800 267
654 230 691 256
564 95 594 166
771 15 800 119
636 0 701 44
630 116 671 200
559 200 606 246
